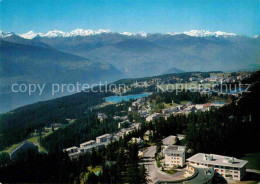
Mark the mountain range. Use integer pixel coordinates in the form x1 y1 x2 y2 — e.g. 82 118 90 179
0 38 122 112
0 29 260 112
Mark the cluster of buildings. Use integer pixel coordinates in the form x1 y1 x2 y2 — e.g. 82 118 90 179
158 135 248 181
63 122 141 159
144 101 226 122
190 74 247 84
126 93 227 123
64 134 112 159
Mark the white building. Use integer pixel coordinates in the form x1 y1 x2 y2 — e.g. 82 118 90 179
164 145 186 167
96 134 111 143
113 115 128 121
132 98 145 106
80 140 95 148
143 130 153 141
146 113 160 122
128 106 134 112
210 102 225 109
63 146 78 154
162 135 177 146
195 104 205 110
162 107 180 115
187 153 248 181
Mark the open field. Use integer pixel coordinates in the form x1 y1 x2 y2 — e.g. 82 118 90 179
0 130 53 154
0 122 76 154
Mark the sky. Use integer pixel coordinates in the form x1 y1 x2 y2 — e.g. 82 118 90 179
0 0 259 36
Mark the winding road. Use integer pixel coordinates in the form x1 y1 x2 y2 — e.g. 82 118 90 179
141 146 186 184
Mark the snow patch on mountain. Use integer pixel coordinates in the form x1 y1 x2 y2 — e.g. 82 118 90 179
120 31 147 37
168 30 236 37
17 29 111 39
0 30 15 38
19 31 41 39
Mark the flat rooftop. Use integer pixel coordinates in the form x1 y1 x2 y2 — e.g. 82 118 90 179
162 135 176 145
96 134 111 139
187 153 248 168
165 145 185 154
64 146 78 151
80 140 95 146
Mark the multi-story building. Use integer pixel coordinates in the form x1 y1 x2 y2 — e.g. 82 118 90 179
96 134 111 143
164 145 186 167
187 153 248 181
80 140 95 148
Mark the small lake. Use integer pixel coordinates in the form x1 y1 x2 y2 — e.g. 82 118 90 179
105 93 151 103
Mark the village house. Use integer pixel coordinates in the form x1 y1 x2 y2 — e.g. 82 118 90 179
113 115 128 121
97 113 107 121
128 106 134 112
139 109 149 117
162 107 177 115
146 113 160 122
132 98 145 107
195 104 205 110
187 153 248 181
143 130 153 141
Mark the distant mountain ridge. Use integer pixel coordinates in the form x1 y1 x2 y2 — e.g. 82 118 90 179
2 30 259 77
1 29 240 39
0 39 123 112
1 29 259 112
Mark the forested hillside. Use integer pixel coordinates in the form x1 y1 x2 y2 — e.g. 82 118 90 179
0 91 112 150
0 72 258 183
0 39 123 112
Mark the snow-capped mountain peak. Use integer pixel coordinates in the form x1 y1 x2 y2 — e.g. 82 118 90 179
0 30 15 38
69 28 110 36
19 31 41 39
16 29 111 39
168 30 236 37
44 30 69 37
